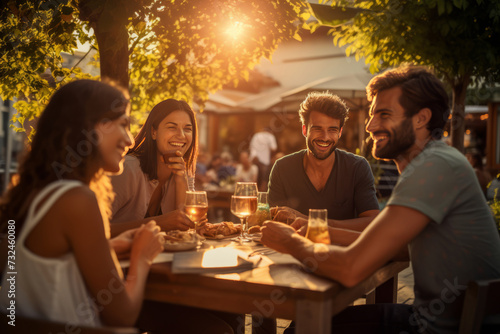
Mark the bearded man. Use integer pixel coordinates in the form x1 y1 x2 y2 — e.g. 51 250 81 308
263 67 500 333
268 92 380 231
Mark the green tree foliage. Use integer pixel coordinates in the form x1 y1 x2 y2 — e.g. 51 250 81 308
0 0 306 134
310 0 500 152
0 0 95 134
126 0 306 128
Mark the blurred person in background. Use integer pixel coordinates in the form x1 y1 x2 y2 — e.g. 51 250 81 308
250 127 277 191
235 150 258 183
194 148 211 189
466 149 492 197
206 153 222 186
217 151 236 185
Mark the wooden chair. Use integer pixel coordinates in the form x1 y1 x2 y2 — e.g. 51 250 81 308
0 312 139 334
459 278 500 334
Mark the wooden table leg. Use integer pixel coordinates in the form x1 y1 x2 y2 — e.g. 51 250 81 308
295 299 331 334
365 289 376 304
374 274 398 303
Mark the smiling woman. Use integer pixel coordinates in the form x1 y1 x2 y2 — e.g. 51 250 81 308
0 80 166 328
109 99 199 231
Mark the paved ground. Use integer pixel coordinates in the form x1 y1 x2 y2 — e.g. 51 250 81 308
244 266 415 333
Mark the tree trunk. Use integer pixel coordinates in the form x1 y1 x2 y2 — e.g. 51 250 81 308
79 0 130 89
450 77 470 153
94 15 129 89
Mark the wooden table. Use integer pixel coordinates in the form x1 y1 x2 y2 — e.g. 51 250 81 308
144 243 408 334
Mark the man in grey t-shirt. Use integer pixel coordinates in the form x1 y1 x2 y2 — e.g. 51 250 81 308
268 91 380 231
262 67 500 333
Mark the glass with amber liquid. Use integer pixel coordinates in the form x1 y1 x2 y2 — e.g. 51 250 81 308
184 191 208 229
305 209 330 244
231 182 258 242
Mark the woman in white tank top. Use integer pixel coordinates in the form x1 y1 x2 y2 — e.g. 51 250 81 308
0 80 165 328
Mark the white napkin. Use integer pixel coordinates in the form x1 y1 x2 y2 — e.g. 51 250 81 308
172 248 259 274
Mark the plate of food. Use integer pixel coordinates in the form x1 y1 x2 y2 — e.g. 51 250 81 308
197 221 242 240
163 230 203 251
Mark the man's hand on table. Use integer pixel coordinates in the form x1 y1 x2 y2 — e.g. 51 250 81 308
153 209 194 231
270 206 306 225
290 217 308 236
261 221 303 254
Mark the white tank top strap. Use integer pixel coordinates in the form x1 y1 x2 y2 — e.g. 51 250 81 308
21 180 84 241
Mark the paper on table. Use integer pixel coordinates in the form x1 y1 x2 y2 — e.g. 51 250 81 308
172 248 259 274
238 246 303 267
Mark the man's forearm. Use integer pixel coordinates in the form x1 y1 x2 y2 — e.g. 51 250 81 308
288 234 355 286
328 216 376 232
329 227 360 246
287 234 316 263
392 244 410 261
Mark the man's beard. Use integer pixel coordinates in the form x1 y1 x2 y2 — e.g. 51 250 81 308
307 138 337 160
372 118 415 160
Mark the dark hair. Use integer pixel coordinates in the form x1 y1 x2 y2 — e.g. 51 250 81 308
298 91 349 128
129 99 198 179
366 66 450 138
1 79 129 230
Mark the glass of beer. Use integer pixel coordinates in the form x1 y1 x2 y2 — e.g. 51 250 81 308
184 191 208 230
305 209 330 244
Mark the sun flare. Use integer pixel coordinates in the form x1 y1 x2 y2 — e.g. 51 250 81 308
225 21 246 40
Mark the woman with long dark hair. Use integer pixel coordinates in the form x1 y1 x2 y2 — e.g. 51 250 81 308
107 99 240 333
110 99 199 235
0 80 165 327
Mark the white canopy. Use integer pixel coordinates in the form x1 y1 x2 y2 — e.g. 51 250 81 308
202 34 374 113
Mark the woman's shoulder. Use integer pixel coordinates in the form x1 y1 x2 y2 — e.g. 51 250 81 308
53 185 97 209
113 155 143 182
124 154 141 168
35 183 99 229
36 180 91 203
43 185 108 252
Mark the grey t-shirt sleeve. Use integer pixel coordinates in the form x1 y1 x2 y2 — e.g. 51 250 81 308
387 155 459 223
353 157 380 214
